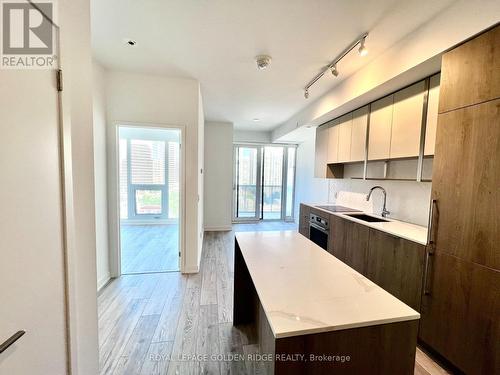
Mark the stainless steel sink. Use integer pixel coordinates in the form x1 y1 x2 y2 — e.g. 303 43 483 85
345 213 389 223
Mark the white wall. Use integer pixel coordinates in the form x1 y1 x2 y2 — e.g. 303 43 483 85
294 132 330 220
234 129 271 143
105 71 204 273
92 61 110 290
204 122 234 230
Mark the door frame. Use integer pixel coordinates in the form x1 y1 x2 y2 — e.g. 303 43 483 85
110 122 186 276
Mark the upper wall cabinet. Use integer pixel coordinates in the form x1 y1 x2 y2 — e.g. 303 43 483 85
350 106 369 162
439 26 500 113
314 124 329 178
327 118 340 164
314 75 440 178
424 74 440 156
390 81 426 158
337 113 353 163
368 95 393 160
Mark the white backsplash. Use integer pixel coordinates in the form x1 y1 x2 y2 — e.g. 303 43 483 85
328 180 432 226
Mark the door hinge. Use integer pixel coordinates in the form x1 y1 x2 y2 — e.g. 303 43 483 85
56 69 63 92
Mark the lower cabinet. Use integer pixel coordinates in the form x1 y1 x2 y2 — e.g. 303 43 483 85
298 204 310 237
419 252 500 375
302 205 426 312
329 216 369 275
366 229 425 311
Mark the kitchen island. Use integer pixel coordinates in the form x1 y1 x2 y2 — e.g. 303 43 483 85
233 231 420 375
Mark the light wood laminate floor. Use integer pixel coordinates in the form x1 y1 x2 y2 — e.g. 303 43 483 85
120 224 179 274
99 229 450 375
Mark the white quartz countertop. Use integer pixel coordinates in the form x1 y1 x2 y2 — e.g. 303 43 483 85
235 231 420 339
304 203 428 245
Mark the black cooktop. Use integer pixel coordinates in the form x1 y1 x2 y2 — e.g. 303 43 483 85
315 205 362 213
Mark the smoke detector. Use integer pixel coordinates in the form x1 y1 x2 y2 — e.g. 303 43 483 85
256 55 272 70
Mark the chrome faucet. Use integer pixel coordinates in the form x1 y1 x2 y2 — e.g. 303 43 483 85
366 186 390 218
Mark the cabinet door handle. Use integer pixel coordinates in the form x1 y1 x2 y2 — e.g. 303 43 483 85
0 331 26 354
424 199 437 295
423 249 433 295
427 199 437 245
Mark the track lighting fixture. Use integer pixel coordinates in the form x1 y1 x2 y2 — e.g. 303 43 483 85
358 37 368 56
330 64 339 77
303 32 369 99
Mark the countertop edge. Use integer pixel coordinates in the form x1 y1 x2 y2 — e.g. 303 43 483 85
273 313 421 339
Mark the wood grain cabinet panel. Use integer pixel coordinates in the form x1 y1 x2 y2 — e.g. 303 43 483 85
329 216 369 275
366 229 425 311
439 25 500 113
337 113 353 163
298 204 311 237
390 81 426 158
314 125 329 178
350 106 369 162
431 99 500 270
368 95 394 160
327 119 340 164
419 252 500 375
424 74 440 156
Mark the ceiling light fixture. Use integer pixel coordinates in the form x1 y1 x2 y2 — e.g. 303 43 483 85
253 118 260 122
303 32 369 99
256 55 272 70
330 64 339 77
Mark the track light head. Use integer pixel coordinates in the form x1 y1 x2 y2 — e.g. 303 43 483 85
304 90 309 99
358 38 368 56
330 64 339 77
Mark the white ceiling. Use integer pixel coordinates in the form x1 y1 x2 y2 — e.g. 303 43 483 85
91 0 456 131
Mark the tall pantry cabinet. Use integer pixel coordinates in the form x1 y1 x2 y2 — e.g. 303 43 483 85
418 25 500 374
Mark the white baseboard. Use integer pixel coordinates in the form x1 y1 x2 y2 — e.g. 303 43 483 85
97 272 111 291
204 225 232 231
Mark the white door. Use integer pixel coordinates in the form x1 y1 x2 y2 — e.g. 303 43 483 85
0 69 68 374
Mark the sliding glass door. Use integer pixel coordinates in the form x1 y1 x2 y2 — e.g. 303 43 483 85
234 146 261 221
233 144 296 222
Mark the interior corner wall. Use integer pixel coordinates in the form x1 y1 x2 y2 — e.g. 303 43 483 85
104 71 203 274
204 122 234 230
92 61 110 290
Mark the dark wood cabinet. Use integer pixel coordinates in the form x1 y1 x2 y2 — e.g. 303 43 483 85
421 25 500 374
419 252 500 375
366 229 425 311
329 215 369 275
432 99 500 270
439 25 500 113
298 204 310 237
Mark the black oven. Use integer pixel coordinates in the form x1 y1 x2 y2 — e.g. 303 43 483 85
309 213 329 250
